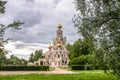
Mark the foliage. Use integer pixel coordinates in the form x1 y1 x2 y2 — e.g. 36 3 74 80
69 54 94 65
0 0 24 42
67 39 95 68
0 0 6 14
29 50 45 62
0 48 7 66
68 39 94 60
0 1 24 66
71 65 92 70
0 65 49 71
0 21 24 43
74 0 120 77
71 65 85 70
66 43 72 53
0 0 24 44
7 55 28 65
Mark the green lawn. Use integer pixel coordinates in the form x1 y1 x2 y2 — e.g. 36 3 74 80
0 71 119 80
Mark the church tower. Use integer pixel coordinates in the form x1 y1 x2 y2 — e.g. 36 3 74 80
34 24 69 67
52 24 67 51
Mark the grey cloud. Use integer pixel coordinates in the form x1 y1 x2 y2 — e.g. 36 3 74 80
25 0 34 3
3 0 79 51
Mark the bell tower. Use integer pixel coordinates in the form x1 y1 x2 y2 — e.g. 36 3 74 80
35 24 69 67
56 24 63 38
52 24 67 50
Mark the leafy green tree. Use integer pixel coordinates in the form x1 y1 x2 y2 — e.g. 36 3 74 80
0 48 7 66
74 0 120 77
0 1 24 66
68 39 95 66
21 58 28 65
29 53 34 62
29 50 44 62
7 55 28 65
69 54 94 66
68 39 94 59
66 43 72 53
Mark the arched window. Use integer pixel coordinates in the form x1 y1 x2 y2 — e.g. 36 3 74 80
36 63 38 65
40 61 43 65
62 60 64 65
62 54 63 57
47 61 49 65
65 61 67 64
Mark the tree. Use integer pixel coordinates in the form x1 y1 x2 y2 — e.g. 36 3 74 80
0 48 7 66
66 43 72 53
68 39 94 59
0 1 23 38
7 55 27 65
73 0 120 77
0 1 6 14
67 39 95 67
0 1 24 45
0 1 24 66
29 50 44 62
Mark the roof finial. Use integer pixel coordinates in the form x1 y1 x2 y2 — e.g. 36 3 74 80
48 44 52 49
57 24 62 29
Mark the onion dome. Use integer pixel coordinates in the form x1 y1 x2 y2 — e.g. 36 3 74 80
57 24 62 29
48 45 52 49
57 43 62 48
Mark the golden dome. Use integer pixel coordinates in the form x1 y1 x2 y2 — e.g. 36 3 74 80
57 43 62 47
48 45 52 49
57 24 62 29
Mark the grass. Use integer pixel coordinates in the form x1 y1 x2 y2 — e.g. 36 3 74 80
72 70 105 73
0 70 119 80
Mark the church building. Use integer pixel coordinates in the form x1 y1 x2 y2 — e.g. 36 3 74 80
34 24 69 67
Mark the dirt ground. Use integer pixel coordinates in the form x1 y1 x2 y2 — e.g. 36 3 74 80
0 67 74 75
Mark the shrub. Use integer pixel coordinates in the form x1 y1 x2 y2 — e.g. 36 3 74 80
71 65 85 70
71 65 93 70
0 66 49 71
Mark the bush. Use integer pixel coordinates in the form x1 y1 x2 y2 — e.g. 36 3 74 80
85 64 93 70
71 65 93 70
71 65 85 70
69 55 94 66
0 66 49 71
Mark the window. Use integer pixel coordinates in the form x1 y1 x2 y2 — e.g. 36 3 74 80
40 61 43 65
36 63 38 65
62 60 64 65
62 54 63 57
65 61 67 64
47 61 49 65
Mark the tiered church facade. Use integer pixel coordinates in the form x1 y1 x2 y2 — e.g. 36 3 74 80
34 24 69 67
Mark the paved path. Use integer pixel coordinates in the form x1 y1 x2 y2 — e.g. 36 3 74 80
0 68 74 75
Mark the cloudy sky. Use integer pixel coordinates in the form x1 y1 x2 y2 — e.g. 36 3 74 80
0 0 79 59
